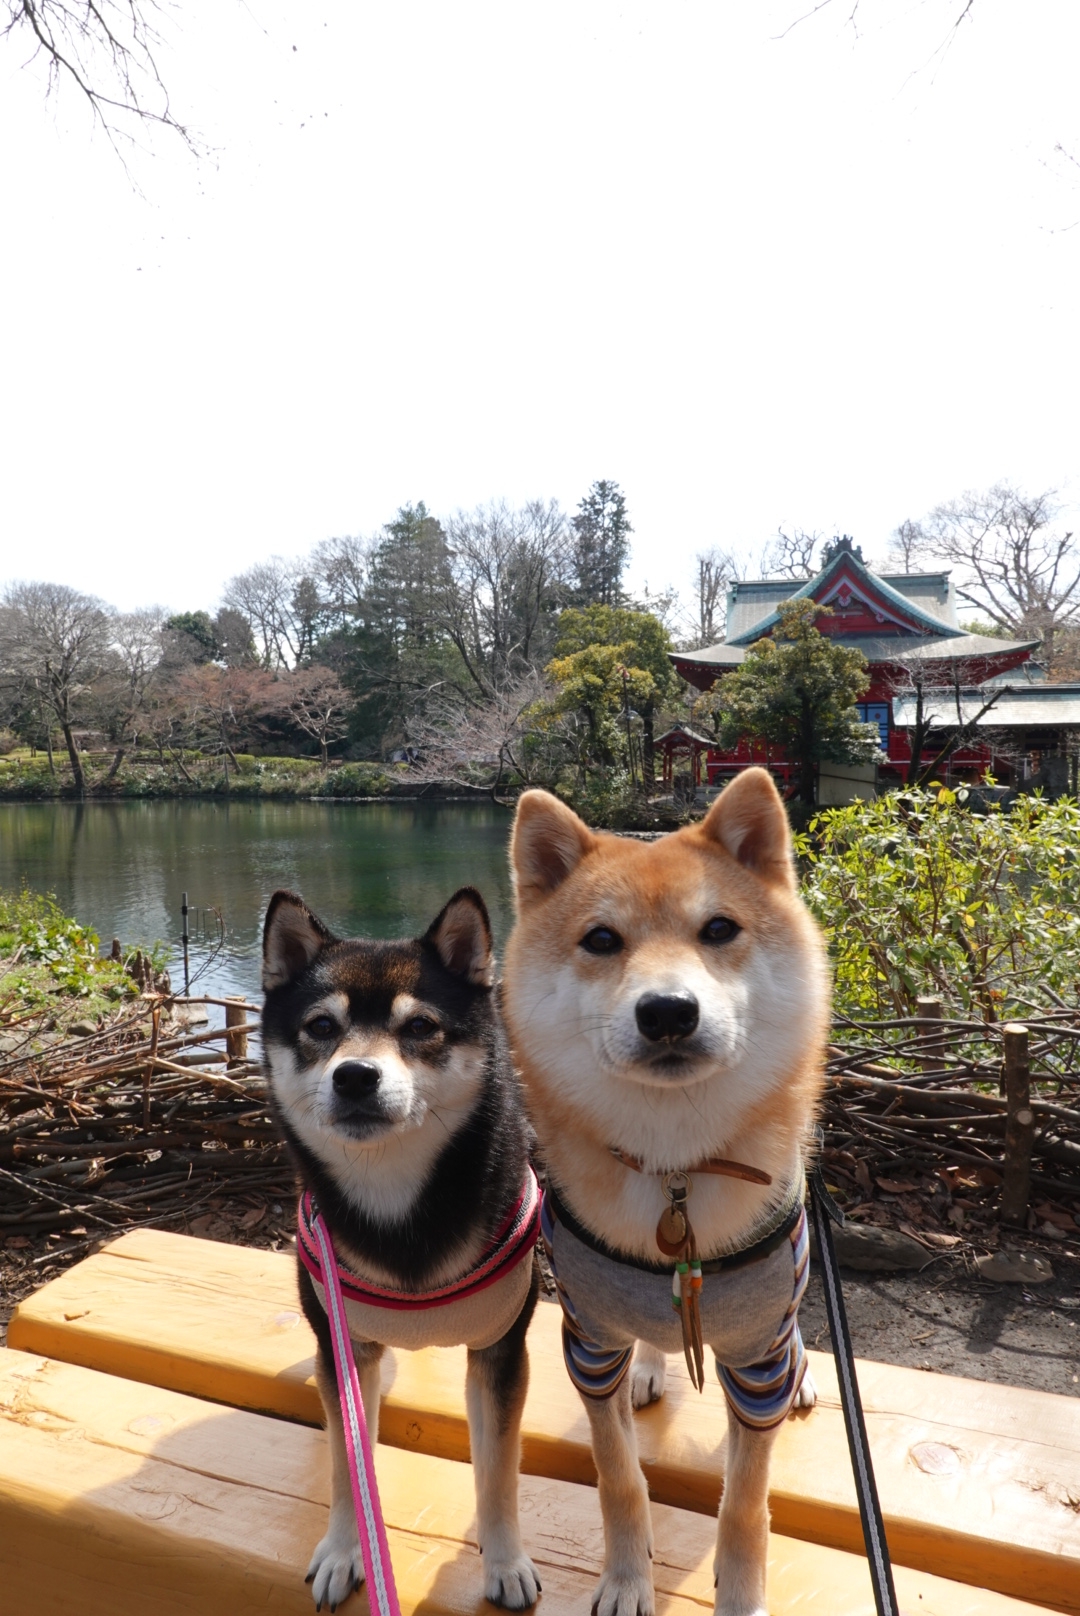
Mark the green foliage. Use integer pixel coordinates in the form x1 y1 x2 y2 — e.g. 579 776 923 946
540 607 677 788
0 752 368 800
254 756 320 777
313 763 392 797
556 767 640 828
714 600 875 804
541 642 656 770
332 502 469 746
570 480 632 607
798 789 1080 1021
0 760 59 799
0 888 129 1003
165 610 217 662
553 606 676 696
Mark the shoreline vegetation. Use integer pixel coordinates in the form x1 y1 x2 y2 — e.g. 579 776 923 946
0 748 694 829
0 751 392 802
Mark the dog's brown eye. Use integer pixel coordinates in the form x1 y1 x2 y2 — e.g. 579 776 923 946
580 927 623 956
404 1015 439 1039
305 1014 338 1040
701 916 739 945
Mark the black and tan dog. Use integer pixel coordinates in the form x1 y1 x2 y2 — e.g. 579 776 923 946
262 887 540 1613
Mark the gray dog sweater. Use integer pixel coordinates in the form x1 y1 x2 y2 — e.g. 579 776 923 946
540 1180 809 1428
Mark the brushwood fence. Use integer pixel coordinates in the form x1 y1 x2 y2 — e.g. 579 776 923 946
824 1001 1080 1247
2 993 1079 1260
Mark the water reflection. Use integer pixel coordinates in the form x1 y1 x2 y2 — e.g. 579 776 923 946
0 800 515 999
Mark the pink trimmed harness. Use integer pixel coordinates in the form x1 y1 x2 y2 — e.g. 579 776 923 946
298 1168 540 1616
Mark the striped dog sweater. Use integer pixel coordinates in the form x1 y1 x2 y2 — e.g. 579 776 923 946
541 1180 809 1429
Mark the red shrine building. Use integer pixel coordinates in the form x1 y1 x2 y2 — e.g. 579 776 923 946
664 538 1080 799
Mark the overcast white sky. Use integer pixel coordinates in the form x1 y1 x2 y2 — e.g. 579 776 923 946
1 0 1078 614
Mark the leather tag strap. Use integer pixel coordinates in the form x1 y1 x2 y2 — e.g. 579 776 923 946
609 1146 773 1186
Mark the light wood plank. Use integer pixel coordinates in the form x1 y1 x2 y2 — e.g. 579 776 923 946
0 1347 1061 1616
10 1228 1080 1612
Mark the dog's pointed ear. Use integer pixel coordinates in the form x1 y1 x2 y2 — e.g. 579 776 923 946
699 768 795 890
511 789 596 907
262 890 335 991
425 887 494 987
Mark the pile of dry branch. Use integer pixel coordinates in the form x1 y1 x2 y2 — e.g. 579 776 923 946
823 1004 1080 1253
4 992 1079 1268
0 996 290 1246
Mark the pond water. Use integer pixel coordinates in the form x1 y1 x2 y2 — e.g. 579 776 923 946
0 800 515 1001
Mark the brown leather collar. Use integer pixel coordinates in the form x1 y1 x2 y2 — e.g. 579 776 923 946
608 1146 772 1187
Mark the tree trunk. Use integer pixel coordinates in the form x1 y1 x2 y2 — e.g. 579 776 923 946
59 721 86 797
799 695 816 805
169 747 196 784
642 707 656 792
101 746 127 788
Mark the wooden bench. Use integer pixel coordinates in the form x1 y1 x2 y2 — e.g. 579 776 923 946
0 1346 1062 1616
9 1229 1080 1613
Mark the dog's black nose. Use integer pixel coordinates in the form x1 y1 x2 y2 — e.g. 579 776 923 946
332 1060 381 1097
635 992 699 1043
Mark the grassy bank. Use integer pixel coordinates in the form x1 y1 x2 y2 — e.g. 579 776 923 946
0 751 401 801
0 888 158 1046
0 748 690 828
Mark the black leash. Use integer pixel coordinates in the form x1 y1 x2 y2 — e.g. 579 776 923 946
808 1154 900 1616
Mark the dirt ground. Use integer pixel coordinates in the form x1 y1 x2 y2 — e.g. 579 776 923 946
3 1199 1078 1400
799 1244 1080 1399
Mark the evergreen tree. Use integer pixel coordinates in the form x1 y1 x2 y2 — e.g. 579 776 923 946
164 611 217 663
552 605 676 786
366 503 453 651
333 503 465 752
713 600 876 807
571 480 632 606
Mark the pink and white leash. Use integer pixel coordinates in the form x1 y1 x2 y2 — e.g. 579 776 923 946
309 1206 402 1616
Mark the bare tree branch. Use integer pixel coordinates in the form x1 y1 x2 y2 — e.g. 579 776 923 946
3 0 196 160
0 580 113 795
905 484 1080 665
761 527 821 580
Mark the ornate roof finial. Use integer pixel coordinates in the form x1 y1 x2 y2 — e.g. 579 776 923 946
821 534 863 565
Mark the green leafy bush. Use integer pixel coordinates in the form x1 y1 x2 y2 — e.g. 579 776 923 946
256 756 320 777
557 768 643 829
797 789 1080 1021
0 888 118 999
314 762 392 797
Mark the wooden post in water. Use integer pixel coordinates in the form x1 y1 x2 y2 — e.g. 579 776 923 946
915 995 943 1072
1001 1023 1034 1227
181 892 190 998
225 997 248 1071
144 1001 160 1132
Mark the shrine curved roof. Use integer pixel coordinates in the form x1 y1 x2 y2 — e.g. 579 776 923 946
727 546 965 645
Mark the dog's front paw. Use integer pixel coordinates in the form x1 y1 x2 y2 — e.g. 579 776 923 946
484 1548 542 1609
306 1523 364 1612
630 1342 666 1409
793 1367 817 1411
591 1565 654 1616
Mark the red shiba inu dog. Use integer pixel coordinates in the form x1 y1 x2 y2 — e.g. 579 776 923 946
502 769 830 1616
